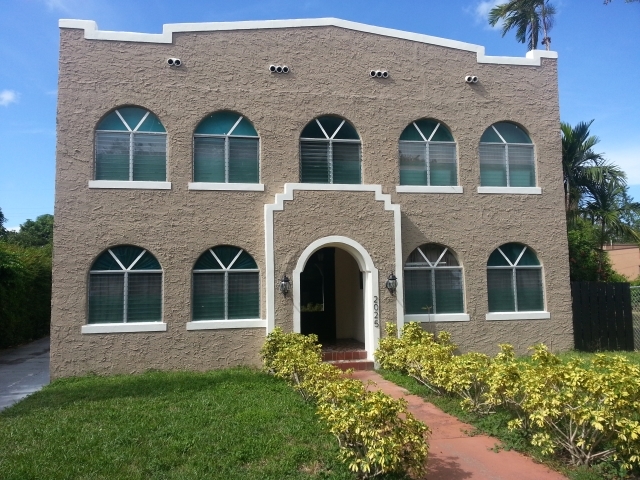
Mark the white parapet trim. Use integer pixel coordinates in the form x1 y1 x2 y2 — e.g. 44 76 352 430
81 322 168 334
404 313 470 322
186 319 267 330
59 18 557 66
188 182 265 191
485 311 551 321
89 181 172 190
396 186 463 194
477 186 542 195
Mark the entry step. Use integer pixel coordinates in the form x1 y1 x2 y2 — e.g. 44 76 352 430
327 359 374 371
322 350 367 361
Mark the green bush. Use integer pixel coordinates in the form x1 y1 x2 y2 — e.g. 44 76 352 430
261 328 430 479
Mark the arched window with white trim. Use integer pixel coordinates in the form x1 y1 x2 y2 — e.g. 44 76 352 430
479 122 535 187
404 244 464 315
192 246 260 320
300 116 361 184
88 246 163 324
95 107 167 181
487 243 544 312
193 111 259 183
399 119 457 186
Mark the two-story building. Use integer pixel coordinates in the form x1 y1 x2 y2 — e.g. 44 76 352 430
51 18 573 378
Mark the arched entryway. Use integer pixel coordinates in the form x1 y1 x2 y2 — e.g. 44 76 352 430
293 236 379 360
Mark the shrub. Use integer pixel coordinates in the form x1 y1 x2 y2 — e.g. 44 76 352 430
262 328 430 478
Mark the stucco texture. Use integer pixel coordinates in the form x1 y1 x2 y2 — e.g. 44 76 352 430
52 24 572 378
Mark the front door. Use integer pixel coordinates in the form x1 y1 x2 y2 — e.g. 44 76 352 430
300 247 336 343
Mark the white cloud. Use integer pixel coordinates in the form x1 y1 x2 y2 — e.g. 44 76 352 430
44 0 72 13
0 90 19 107
471 0 503 30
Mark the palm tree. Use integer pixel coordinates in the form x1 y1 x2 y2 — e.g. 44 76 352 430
489 0 556 51
561 120 625 216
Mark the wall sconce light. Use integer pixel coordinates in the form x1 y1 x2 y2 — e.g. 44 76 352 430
279 274 291 296
385 273 397 295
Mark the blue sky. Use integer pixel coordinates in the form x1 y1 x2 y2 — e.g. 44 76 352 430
0 0 638 229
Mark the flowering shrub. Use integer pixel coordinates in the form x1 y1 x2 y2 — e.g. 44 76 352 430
261 328 430 478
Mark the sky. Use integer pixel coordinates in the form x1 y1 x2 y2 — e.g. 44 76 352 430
0 0 638 229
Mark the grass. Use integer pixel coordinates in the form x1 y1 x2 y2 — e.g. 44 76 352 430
0 367 356 480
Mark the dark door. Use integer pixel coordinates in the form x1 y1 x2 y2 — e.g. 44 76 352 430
300 247 336 343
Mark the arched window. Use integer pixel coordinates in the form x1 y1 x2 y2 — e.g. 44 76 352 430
193 112 259 183
479 122 535 187
95 107 166 181
89 246 162 324
399 119 457 186
487 243 544 312
300 116 361 184
192 246 259 320
404 244 464 315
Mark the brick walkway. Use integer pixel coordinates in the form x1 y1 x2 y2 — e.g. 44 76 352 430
351 370 566 480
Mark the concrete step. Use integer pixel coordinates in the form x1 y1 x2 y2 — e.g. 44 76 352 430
327 359 375 371
321 349 367 362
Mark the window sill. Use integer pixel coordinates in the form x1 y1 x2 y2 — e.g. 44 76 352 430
186 319 266 330
404 313 470 322
477 186 541 195
396 186 463 194
81 322 167 334
188 183 265 191
89 181 171 190
485 311 550 321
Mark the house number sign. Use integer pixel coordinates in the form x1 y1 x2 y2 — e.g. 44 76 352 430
373 295 379 328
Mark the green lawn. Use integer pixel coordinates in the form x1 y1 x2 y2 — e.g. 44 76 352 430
0 367 355 480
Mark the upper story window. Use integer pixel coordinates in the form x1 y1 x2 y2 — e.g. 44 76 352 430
479 122 535 187
487 243 544 312
404 244 464 315
192 246 260 321
399 119 457 186
193 111 259 183
88 246 163 324
300 116 361 184
95 107 167 181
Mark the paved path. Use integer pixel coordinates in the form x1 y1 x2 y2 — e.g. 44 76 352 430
0 337 50 411
351 370 566 480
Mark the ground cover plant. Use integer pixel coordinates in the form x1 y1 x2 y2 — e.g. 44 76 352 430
0 367 357 480
262 328 429 479
376 323 640 480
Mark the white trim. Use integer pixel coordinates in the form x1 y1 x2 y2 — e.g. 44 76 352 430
186 319 266 330
188 182 265 191
59 18 557 66
81 322 167 334
396 186 463 194
485 311 550 321
89 180 171 190
264 183 403 359
404 313 470 322
477 186 541 195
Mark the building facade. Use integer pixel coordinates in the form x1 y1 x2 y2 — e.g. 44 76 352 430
52 18 573 378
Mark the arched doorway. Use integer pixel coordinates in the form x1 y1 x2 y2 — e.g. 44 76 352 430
293 236 379 360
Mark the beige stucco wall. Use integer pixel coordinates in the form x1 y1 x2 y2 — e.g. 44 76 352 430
52 24 572 378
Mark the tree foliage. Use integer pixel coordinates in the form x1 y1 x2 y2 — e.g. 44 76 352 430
489 0 556 51
3 214 54 247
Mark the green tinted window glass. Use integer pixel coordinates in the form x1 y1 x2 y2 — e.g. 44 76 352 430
414 119 438 140
228 272 260 319
232 117 258 137
97 111 129 131
487 269 515 312
494 122 532 144
517 248 540 266
487 249 510 267
110 246 145 269
332 143 361 184
516 269 544 311
332 120 360 140
116 107 149 131
228 137 259 183
132 252 162 270
195 111 242 135
194 251 223 270
434 269 464 313
480 126 503 143
429 124 454 142
318 117 345 138
404 269 433 315
194 137 225 182
95 132 130 180
301 120 326 139
429 143 457 186
132 133 166 181
89 274 124 323
508 145 535 187
399 142 427 185
137 113 166 133
127 273 162 321
300 141 330 183
212 246 241 268
92 251 123 271
501 243 527 264
193 273 225 320
399 124 424 141
231 250 258 269
479 143 507 186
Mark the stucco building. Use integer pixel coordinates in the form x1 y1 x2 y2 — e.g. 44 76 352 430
52 18 573 378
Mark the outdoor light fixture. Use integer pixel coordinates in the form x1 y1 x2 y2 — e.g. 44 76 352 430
385 273 398 295
279 274 291 296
